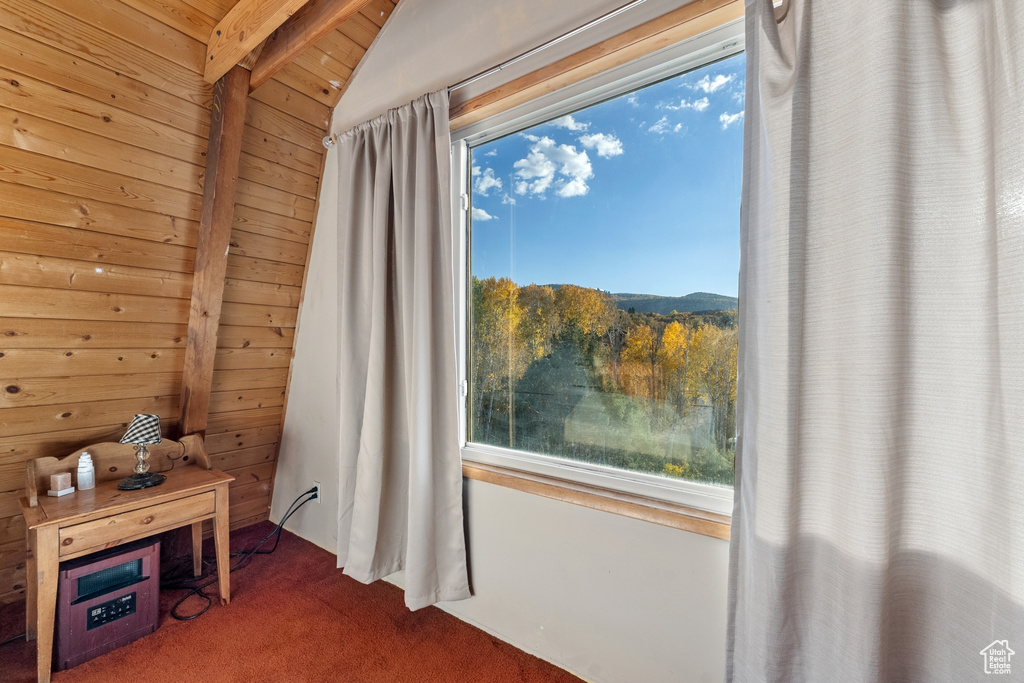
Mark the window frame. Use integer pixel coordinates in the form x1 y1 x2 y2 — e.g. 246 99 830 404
452 17 745 524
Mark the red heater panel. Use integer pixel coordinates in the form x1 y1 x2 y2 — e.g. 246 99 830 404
54 537 161 670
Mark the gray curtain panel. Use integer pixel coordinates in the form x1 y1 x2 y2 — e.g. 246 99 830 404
334 90 470 610
729 1 1024 681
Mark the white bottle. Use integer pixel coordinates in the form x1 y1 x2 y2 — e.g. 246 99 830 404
77 452 96 490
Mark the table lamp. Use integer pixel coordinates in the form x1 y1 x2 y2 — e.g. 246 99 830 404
117 413 167 490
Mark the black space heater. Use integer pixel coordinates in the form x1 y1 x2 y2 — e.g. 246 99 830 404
54 537 161 670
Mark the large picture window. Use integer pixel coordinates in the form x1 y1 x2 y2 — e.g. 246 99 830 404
459 34 744 511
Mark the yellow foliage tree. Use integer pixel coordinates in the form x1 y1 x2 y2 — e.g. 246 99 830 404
689 324 738 451
661 321 692 416
471 277 531 445
622 324 663 401
554 284 615 338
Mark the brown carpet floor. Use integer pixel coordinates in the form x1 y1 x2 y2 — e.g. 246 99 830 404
0 522 583 683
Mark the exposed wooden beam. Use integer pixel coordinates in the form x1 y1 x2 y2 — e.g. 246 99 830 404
239 38 269 71
449 0 743 130
179 66 251 437
249 0 374 92
205 0 312 84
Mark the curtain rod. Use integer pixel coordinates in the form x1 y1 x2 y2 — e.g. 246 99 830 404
447 0 651 93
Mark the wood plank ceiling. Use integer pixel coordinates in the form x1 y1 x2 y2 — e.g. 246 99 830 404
0 0 397 604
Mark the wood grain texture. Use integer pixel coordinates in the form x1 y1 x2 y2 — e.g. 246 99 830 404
205 0 311 83
0 183 196 247
0 318 187 349
0 0 209 102
0 348 184 379
0 251 192 299
213 347 291 370
0 25 208 136
450 0 743 130
179 66 251 437
0 373 182 408
1 422 177 468
233 203 315 244
0 1 394 586
0 394 181 439
249 0 372 91
205 424 282 453
249 79 330 130
230 228 310 265
119 0 218 43
0 219 195 273
0 107 204 200
463 462 732 540
0 68 206 164
0 285 190 323
222 278 303 308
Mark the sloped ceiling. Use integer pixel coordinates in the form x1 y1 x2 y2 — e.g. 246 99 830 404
0 0 395 604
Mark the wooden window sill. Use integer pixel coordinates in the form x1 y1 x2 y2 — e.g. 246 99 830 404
462 461 731 541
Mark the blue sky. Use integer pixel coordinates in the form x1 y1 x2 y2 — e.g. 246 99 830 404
470 51 745 299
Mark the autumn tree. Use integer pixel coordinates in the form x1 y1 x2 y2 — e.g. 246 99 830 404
517 284 559 361
471 277 531 444
689 324 738 452
622 324 663 402
554 285 615 356
660 321 692 417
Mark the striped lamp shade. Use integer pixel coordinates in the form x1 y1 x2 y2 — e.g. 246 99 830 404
119 414 163 446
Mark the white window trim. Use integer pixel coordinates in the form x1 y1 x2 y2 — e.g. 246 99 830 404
452 18 744 520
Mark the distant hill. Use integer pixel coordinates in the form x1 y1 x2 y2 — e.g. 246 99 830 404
612 291 738 315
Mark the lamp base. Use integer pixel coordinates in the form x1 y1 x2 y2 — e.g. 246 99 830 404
117 472 167 490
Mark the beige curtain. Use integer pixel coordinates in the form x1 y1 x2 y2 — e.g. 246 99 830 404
729 1 1024 680
334 90 470 610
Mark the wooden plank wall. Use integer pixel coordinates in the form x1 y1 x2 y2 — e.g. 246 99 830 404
0 0 397 604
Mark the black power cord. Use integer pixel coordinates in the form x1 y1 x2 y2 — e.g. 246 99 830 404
162 486 318 621
0 631 26 647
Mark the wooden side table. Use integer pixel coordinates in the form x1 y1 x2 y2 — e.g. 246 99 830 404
20 438 233 683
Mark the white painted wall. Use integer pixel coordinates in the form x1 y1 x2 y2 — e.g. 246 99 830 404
271 2 731 681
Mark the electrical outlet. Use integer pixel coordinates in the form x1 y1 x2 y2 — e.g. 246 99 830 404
311 481 321 503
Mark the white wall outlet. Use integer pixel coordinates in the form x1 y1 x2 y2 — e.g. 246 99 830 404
312 481 321 503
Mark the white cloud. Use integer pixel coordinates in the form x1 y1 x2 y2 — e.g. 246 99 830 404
578 132 624 158
473 166 502 196
626 94 639 107
485 149 498 156
691 73 736 94
664 96 709 112
558 177 589 197
551 114 589 131
648 116 671 134
513 135 593 198
501 194 516 205
719 111 744 129
472 207 496 221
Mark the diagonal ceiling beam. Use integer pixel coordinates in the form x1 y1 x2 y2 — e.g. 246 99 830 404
205 0 312 84
248 0 374 92
180 66 250 436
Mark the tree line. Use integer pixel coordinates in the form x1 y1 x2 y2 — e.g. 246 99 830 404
470 276 737 486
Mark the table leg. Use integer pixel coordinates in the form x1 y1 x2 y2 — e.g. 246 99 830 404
25 527 37 641
34 525 59 683
191 521 203 577
213 485 230 605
